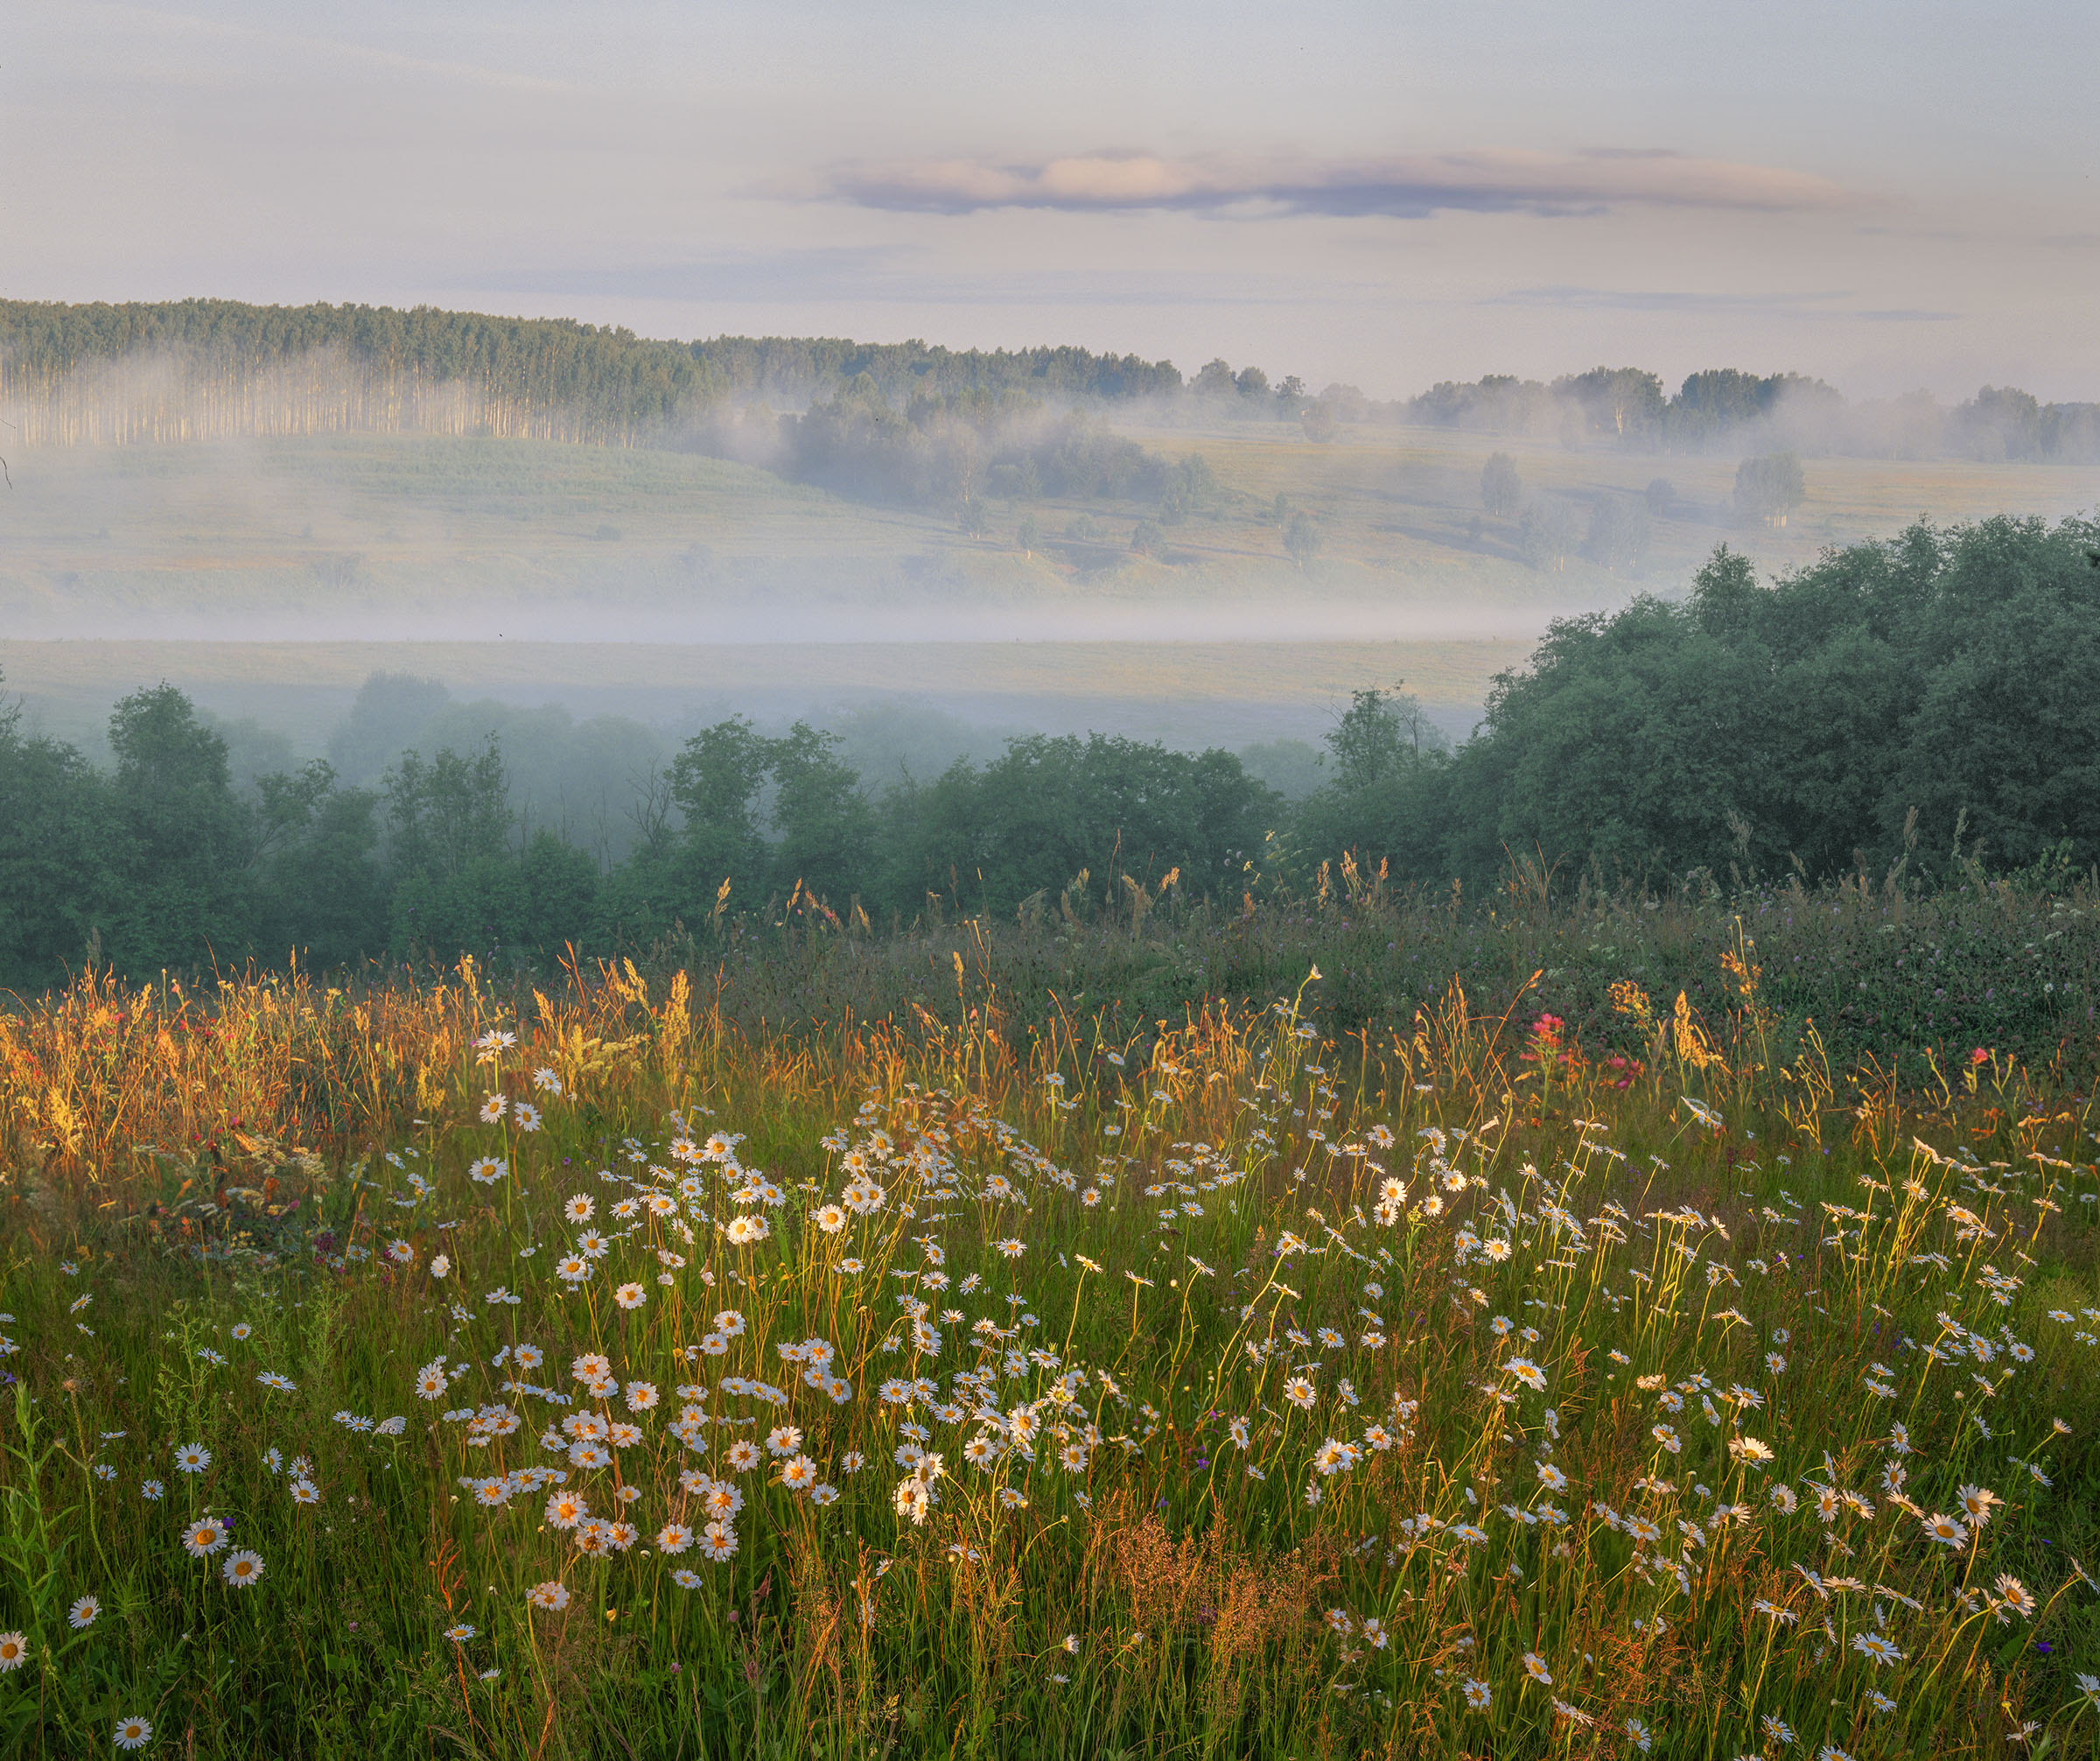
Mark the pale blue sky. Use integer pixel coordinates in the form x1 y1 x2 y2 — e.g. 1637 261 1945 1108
11 1 2099 399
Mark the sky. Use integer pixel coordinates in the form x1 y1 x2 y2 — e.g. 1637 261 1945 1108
10 0 2100 402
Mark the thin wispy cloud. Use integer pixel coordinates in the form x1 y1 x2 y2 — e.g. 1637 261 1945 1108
70 3 573 94
457 250 897 305
812 148 1853 219
459 254 1361 309
1490 286 1851 313
1492 286 1957 323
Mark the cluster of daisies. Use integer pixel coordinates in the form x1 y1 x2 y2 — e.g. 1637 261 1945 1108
15 1016 2099 1753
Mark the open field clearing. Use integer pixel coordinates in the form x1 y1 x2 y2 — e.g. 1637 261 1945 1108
1127 421 2100 591
2 896 2096 1758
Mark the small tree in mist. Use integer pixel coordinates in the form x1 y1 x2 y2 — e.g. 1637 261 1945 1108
1157 453 1219 525
956 495 991 538
1283 510 1324 566
1518 498 1580 572
986 457 1043 500
1645 477 1676 517
1586 495 1652 573
1480 453 1522 518
1016 513 1041 556
1300 398 1340 443
1734 452 1806 527
1130 519 1166 558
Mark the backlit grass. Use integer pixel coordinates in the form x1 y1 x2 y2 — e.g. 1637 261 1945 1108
2 932 2096 1757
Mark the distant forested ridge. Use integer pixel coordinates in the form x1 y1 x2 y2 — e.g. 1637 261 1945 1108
0 299 1180 449
0 299 718 446
4 518 2095 999
5 298 2095 465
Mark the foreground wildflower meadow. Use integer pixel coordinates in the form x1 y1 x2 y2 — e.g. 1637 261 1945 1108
1 937 2096 1758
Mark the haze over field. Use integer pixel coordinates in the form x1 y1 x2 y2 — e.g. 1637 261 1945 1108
1 2 2095 808
8 16 2100 1760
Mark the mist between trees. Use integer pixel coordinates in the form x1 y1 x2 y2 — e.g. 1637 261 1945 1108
3 516 2095 1003
5 303 2097 514
1478 448 1808 580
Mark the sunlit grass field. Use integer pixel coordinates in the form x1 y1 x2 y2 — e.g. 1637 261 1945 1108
2 908 2096 1757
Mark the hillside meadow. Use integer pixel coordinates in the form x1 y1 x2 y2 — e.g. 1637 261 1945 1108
3 421 2092 645
1 889 2096 1757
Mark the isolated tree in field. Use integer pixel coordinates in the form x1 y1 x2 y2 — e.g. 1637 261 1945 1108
1158 453 1219 524
1645 477 1676 517
1283 510 1323 565
1734 452 1806 526
1519 499 1580 572
1480 453 1522 517
1585 495 1652 573
1016 513 1041 556
1272 492 1292 527
957 495 990 538
1300 398 1339 443
1130 519 1166 558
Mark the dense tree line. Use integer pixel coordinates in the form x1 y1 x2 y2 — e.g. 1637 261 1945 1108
688 337 1183 405
0 691 1275 990
0 299 718 446
0 302 1182 416
762 376 1169 510
4 518 2093 993
1309 515 2100 888
1403 365 2100 461
0 301 1184 450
